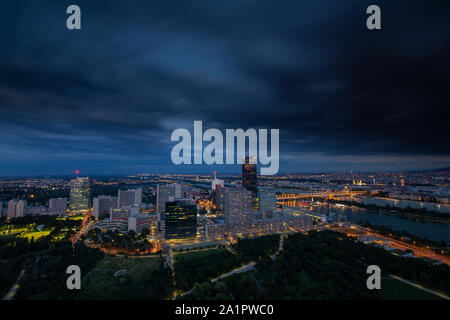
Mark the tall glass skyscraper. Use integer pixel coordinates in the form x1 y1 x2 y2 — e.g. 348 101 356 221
164 200 197 240
69 177 90 215
243 156 258 210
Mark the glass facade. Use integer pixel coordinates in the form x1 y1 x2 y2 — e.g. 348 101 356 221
69 177 90 215
164 200 197 240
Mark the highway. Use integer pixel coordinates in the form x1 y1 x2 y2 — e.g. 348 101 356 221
331 225 450 266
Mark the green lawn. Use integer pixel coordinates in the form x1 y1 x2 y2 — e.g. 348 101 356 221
18 229 53 240
174 248 242 291
0 228 28 236
381 278 444 300
80 255 172 299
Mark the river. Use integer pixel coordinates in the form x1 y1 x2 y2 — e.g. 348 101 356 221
312 204 450 243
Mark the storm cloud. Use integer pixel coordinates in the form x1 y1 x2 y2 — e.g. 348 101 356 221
0 0 449 175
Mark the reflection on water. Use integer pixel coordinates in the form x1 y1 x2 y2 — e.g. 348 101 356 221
313 204 450 243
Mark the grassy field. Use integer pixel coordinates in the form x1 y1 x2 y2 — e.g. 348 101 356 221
381 278 444 300
80 255 172 299
174 248 242 291
0 228 28 236
17 229 53 240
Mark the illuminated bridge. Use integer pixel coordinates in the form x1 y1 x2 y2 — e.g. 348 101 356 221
276 190 368 201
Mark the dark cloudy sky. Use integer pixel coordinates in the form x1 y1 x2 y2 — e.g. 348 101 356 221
0 0 449 176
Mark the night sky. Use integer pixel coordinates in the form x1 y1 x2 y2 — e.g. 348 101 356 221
0 0 449 176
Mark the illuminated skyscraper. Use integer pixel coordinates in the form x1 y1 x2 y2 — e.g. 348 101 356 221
211 171 224 208
243 156 258 210
69 177 90 215
156 183 182 218
164 200 197 240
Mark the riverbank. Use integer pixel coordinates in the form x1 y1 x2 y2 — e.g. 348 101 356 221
312 203 450 243
328 200 450 224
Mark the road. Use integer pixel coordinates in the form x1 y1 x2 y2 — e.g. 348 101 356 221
389 274 450 300
270 235 286 260
211 261 256 283
2 269 25 300
71 214 93 245
176 261 257 299
176 234 287 299
331 225 450 266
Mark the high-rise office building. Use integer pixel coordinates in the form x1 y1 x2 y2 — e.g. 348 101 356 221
217 187 253 225
93 195 117 219
48 198 67 216
258 189 277 218
0 202 3 218
118 188 142 208
156 183 182 218
243 156 257 193
69 177 90 215
211 171 224 208
243 156 258 210
164 200 197 240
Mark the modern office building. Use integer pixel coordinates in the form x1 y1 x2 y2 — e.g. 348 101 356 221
243 156 258 210
128 212 151 233
164 200 197 240
93 195 117 219
243 156 257 193
69 177 90 215
94 205 156 235
156 183 182 218
205 222 227 240
48 198 67 215
109 206 137 231
217 187 253 225
118 188 142 208
258 189 277 218
211 171 224 208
